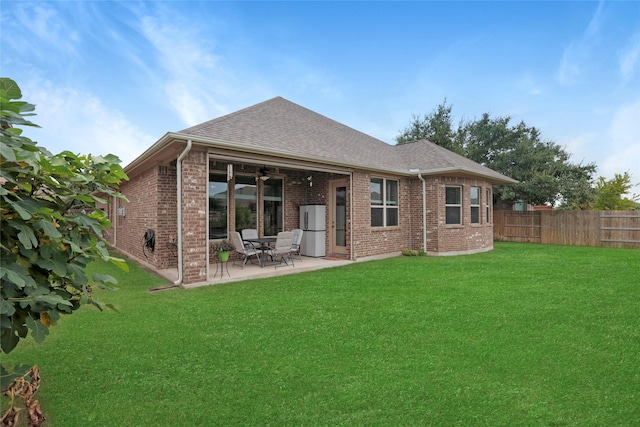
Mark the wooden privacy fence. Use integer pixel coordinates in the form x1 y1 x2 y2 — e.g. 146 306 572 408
493 210 640 249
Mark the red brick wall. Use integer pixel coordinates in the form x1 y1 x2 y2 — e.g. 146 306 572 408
156 164 177 269
349 173 494 258
351 170 408 259
428 176 494 254
112 153 495 285
106 163 178 270
115 166 159 263
181 149 208 284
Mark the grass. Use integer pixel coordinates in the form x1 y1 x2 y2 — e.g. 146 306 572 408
2 243 639 426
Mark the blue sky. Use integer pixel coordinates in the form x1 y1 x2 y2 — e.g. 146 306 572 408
2 1 639 187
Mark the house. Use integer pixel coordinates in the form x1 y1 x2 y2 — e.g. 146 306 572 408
101 97 516 285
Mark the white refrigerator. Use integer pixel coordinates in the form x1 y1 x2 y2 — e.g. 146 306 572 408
300 205 326 257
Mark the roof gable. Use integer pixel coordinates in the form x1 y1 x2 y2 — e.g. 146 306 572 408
394 140 515 182
180 97 407 172
149 96 516 184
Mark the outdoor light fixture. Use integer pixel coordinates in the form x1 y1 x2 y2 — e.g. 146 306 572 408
259 167 270 181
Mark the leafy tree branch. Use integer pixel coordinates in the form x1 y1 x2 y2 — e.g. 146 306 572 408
1 78 129 356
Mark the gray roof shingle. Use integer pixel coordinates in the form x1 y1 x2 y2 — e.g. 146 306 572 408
179 97 515 183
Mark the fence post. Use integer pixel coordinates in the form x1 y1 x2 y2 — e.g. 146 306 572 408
597 210 602 247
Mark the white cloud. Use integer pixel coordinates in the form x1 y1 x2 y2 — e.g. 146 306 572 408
10 4 80 57
556 1 605 85
139 14 233 126
600 99 640 183
134 7 342 128
563 132 598 161
19 77 155 167
619 32 640 82
517 72 543 96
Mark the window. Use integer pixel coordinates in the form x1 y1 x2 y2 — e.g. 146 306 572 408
486 188 491 223
445 186 462 225
234 175 257 232
208 173 228 239
263 178 283 236
371 178 399 227
470 186 481 224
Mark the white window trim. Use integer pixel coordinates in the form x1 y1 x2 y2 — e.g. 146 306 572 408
485 188 492 224
445 186 462 225
371 178 399 227
470 186 481 224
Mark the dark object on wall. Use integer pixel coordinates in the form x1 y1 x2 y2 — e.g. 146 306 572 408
143 228 155 257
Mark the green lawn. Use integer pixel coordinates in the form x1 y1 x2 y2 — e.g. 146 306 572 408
2 243 639 426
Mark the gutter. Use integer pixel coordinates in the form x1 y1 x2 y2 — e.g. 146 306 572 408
173 139 192 287
350 172 354 261
126 132 516 185
112 195 117 246
417 173 427 252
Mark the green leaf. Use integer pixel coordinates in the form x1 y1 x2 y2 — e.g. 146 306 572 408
104 303 120 313
30 293 73 309
25 316 49 343
0 140 17 161
67 263 88 286
0 363 32 390
109 256 129 272
8 220 38 249
13 202 33 220
0 78 22 100
0 263 37 289
0 265 26 288
92 273 118 285
35 257 67 277
0 299 15 316
87 298 105 312
34 219 63 238
0 322 20 354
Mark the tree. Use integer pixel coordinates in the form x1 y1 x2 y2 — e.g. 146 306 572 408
1 78 129 425
396 101 597 207
593 173 639 210
1 78 128 354
396 99 462 153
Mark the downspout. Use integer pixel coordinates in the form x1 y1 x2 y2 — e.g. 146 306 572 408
417 174 427 253
349 172 354 261
173 139 192 286
112 195 117 247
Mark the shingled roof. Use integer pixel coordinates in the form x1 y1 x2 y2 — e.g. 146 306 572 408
177 96 515 184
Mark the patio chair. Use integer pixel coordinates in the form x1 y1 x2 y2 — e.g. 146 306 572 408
241 228 260 249
230 231 261 269
264 231 294 269
290 228 304 261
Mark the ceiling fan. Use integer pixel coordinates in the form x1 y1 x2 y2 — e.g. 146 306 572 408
258 167 270 181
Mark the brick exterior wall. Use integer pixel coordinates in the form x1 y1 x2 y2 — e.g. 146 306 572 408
427 176 494 254
114 166 160 263
181 149 208 284
107 162 178 270
347 172 494 258
157 164 178 269
351 170 409 258
110 153 496 285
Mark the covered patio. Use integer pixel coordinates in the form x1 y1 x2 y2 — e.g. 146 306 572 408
109 96 516 287
154 254 354 288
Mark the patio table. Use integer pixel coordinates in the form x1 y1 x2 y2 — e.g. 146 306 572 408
244 237 276 249
244 237 277 266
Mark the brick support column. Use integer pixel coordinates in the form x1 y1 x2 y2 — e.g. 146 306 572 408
180 149 208 284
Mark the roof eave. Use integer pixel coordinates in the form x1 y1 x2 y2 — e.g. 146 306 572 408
128 131 414 176
123 132 183 174
124 133 517 183
413 167 518 185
